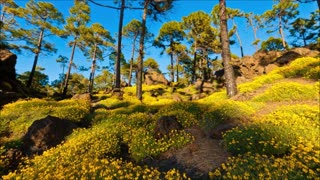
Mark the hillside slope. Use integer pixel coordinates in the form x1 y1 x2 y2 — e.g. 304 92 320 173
1 57 319 179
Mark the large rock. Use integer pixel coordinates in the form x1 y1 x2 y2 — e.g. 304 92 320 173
194 79 215 93
144 69 169 86
72 93 91 102
154 116 182 139
231 48 319 84
0 49 17 91
22 115 78 156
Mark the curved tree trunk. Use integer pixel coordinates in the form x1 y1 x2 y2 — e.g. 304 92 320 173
136 0 149 100
128 35 137 86
62 39 77 97
89 44 97 94
232 19 244 57
278 15 286 48
176 56 179 82
192 44 197 83
27 28 44 88
219 0 237 97
114 0 125 92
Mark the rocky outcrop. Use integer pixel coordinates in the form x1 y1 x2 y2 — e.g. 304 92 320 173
154 116 182 139
144 69 169 86
21 115 78 156
0 49 17 91
194 79 215 93
231 48 319 84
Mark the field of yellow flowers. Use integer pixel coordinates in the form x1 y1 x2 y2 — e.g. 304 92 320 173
0 57 319 179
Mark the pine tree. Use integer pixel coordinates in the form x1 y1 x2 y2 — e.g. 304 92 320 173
123 19 153 86
244 12 263 51
219 0 237 97
262 0 299 48
154 21 185 83
13 0 64 88
0 0 20 50
136 0 174 100
62 0 90 97
82 23 115 94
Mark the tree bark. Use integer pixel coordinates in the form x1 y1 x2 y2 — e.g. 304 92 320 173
89 44 97 94
219 0 237 97
136 0 149 100
176 56 179 82
128 34 137 86
278 15 287 48
62 39 77 97
232 19 244 57
192 45 197 83
27 28 44 88
170 52 174 83
114 0 125 92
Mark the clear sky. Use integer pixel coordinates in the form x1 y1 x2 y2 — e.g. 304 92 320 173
13 0 318 83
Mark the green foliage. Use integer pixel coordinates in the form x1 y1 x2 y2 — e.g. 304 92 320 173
200 100 258 131
260 37 286 51
144 57 160 71
157 102 204 120
17 67 49 92
252 82 318 102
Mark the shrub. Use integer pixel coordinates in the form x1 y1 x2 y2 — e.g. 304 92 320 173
210 143 320 179
0 98 91 142
157 102 205 120
223 105 319 156
153 109 198 129
200 100 258 131
252 82 318 102
278 57 320 80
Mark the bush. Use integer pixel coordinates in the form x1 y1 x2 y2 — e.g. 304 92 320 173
278 57 320 80
210 143 320 179
0 98 91 142
200 100 258 131
252 82 318 102
223 105 319 156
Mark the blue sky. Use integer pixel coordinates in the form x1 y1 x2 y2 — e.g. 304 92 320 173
13 0 318 83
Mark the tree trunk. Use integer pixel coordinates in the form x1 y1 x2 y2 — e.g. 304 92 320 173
128 35 137 86
192 45 197 83
62 39 77 97
114 0 125 92
219 0 237 97
89 44 97 94
27 28 44 88
136 0 149 100
302 32 307 47
176 56 179 82
232 19 244 57
278 15 287 48
170 52 174 83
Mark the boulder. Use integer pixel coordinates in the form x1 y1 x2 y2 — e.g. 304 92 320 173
275 51 301 66
154 116 182 139
144 69 169 86
72 93 91 102
195 79 215 93
0 49 17 91
22 115 78 156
